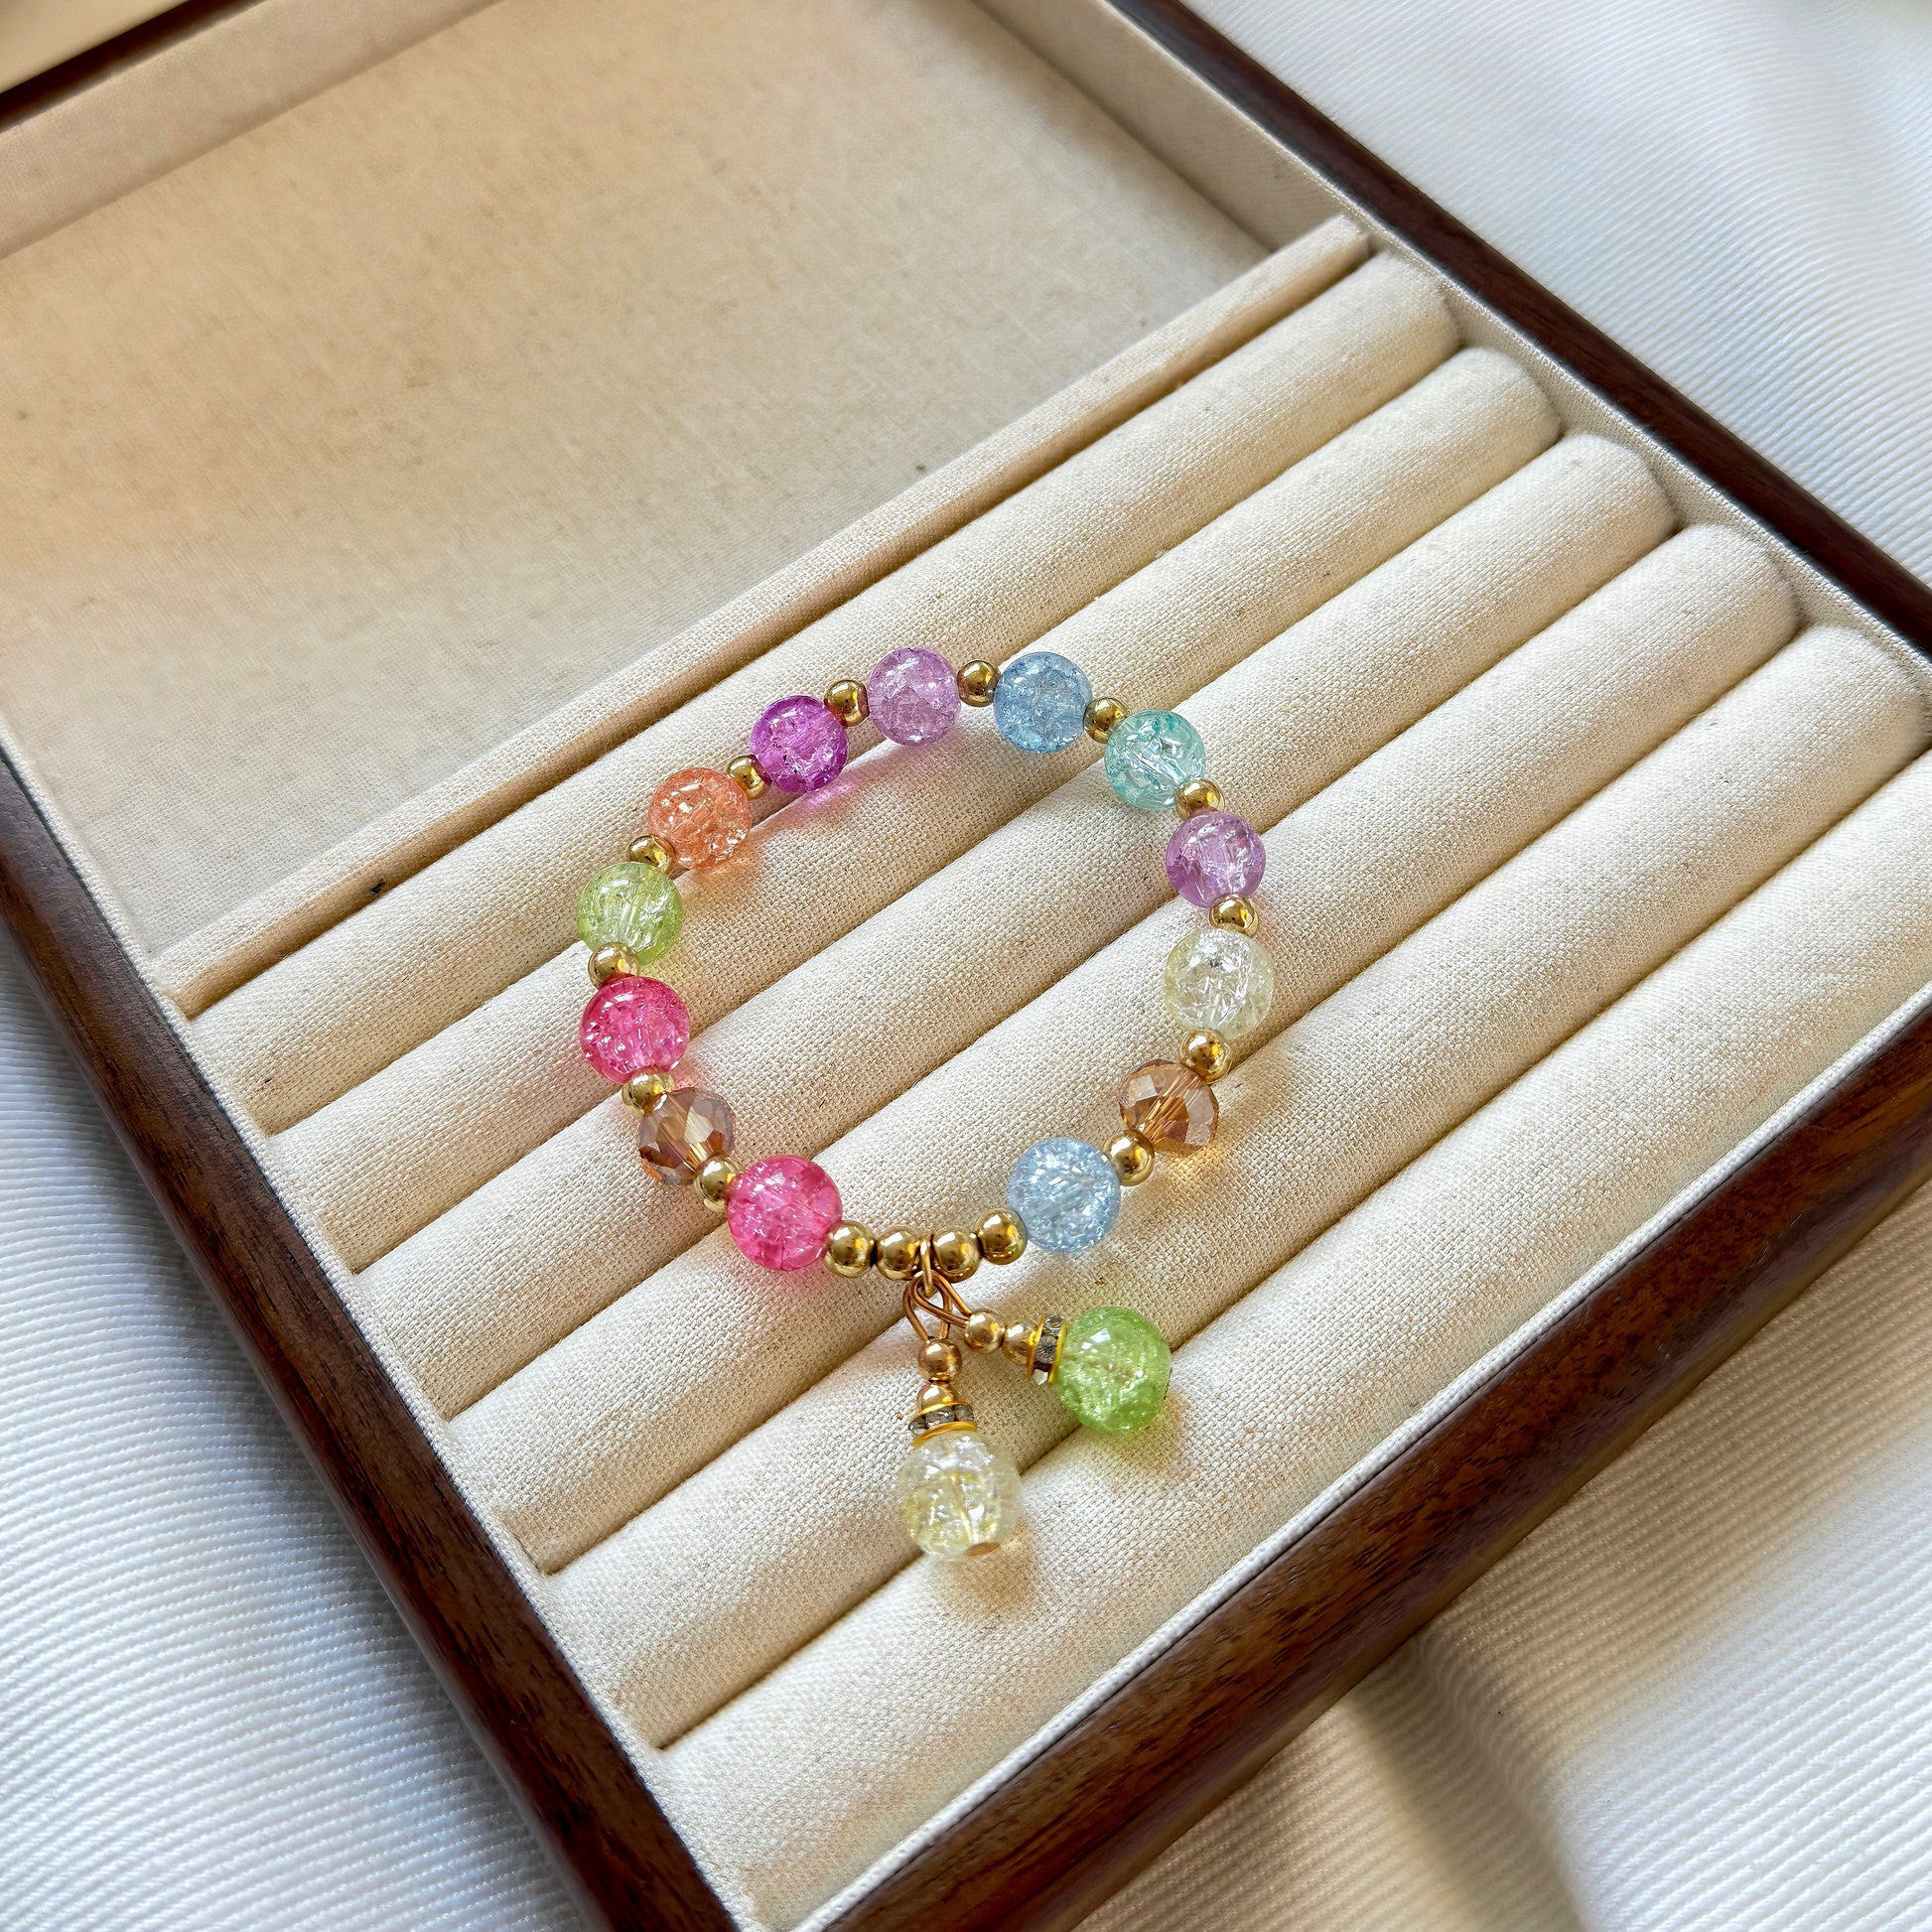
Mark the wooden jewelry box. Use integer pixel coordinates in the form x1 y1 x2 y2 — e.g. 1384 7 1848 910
7 1 1932 1926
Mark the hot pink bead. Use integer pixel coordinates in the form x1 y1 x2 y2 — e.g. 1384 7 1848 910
1165 810 1266 907
869 646 960 745
726 1154 842 1271
579 975 691 1081
751 695 849 792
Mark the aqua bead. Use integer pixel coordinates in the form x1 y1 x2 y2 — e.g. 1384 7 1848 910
1008 1137 1120 1253
1053 1307 1171 1433
994 651 1092 754
1104 710 1206 811
575 861 683 964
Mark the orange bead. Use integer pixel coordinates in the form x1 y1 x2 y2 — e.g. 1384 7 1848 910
648 766 752 868
1118 1060 1217 1155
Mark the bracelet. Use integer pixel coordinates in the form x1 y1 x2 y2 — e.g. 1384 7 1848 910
569 647 1274 1558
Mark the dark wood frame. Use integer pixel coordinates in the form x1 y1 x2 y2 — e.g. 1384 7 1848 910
4 2 1930 1927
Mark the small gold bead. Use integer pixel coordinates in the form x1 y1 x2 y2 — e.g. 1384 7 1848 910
1210 895 1259 934
695 1157 738 1210
1180 1030 1231 1081
957 660 1000 707
1002 1318 1040 1368
627 833 677 873
1107 1132 1157 1186
726 755 767 799
962 1310 1005 1353
976 1208 1027 1266
621 1070 673 1112
1084 696 1126 743
823 1221 878 1277
932 1228 981 1282
588 943 641 987
825 679 870 727
917 1338 963 1380
876 1229 922 1281
1176 776 1223 817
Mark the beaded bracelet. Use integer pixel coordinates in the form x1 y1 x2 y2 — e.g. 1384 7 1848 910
570 647 1273 1559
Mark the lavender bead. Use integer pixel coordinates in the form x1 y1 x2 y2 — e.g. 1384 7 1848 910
1165 810 1266 907
869 647 960 745
751 695 849 792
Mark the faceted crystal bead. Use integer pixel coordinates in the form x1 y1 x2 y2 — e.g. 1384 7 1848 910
639 1088 735 1183
1008 1137 1120 1254
575 861 683 964
869 646 960 744
1053 1307 1170 1434
993 651 1092 754
1104 709 1206 811
726 1154 842 1270
1118 1060 1217 1155
751 695 849 792
648 766 752 868
1165 928 1274 1038
579 975 691 1082
897 1427 1024 1558
1166 810 1266 906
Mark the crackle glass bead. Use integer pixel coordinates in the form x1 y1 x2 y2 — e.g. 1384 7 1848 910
870 646 960 744
1008 1137 1120 1254
579 975 690 1082
1119 1059 1217 1155
1166 810 1265 906
576 861 683 964
727 1154 842 1271
993 651 1092 754
648 766 752 868
1053 1307 1170 1434
897 1428 1024 1558
639 1088 735 1183
1165 927 1274 1038
1104 709 1206 811
751 695 849 792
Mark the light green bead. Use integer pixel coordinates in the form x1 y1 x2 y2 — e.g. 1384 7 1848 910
1104 709 1206 811
575 861 683 964
1052 1307 1170 1433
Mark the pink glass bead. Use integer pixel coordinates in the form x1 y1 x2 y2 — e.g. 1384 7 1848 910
1165 810 1267 907
751 695 849 792
869 646 960 745
726 1154 842 1271
579 975 691 1081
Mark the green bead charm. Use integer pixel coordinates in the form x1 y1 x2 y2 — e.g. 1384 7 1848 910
1052 1307 1171 1433
576 861 683 965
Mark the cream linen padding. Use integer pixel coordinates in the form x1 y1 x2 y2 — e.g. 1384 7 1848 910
660 727 1932 1932
542 522 1791 1743
276 340 1547 1272
458 619 1883 1579
361 435 1672 1415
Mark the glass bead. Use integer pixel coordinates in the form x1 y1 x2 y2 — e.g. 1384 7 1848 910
751 695 849 792
726 1154 842 1270
579 975 691 1082
1165 928 1274 1038
1053 1307 1171 1433
639 1088 735 1183
1008 1137 1120 1254
575 861 683 964
897 1427 1024 1558
869 646 960 745
648 766 752 868
1104 710 1206 811
1118 1060 1217 1155
1166 810 1266 906
993 651 1092 754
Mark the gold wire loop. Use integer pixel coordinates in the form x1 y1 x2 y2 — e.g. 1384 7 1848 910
900 1236 977 1343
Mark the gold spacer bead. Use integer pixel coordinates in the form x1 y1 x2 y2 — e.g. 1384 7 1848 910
823 1221 878 1277
932 1228 981 1283
917 1338 963 1381
1176 776 1223 817
621 1070 673 1112
1084 697 1126 743
916 1379 955 1411
962 1310 1005 1353
1180 1030 1231 1082
627 832 677 873
876 1228 922 1281
825 679 869 727
726 755 768 799
1002 1317 1041 1368
1210 894 1259 935
1107 1132 1157 1186
588 943 641 987
957 660 1000 707
695 1157 738 1210
976 1207 1027 1266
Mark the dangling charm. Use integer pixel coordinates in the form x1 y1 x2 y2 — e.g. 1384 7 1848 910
897 1326 1024 1559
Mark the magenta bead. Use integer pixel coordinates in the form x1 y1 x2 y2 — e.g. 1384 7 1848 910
726 1155 843 1271
1165 811 1267 907
751 695 849 792
579 975 691 1081
869 647 960 745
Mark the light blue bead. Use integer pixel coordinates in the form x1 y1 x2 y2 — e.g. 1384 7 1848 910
994 651 1092 754
1104 710 1207 811
1008 1138 1121 1254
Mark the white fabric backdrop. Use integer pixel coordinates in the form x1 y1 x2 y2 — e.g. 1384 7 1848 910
3 1 1931 1926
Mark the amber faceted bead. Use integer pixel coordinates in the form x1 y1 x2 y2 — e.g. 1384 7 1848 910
1118 1060 1217 1156
639 1088 736 1183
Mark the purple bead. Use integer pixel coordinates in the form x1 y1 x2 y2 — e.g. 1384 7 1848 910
752 695 849 792
869 646 960 745
1166 811 1266 907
